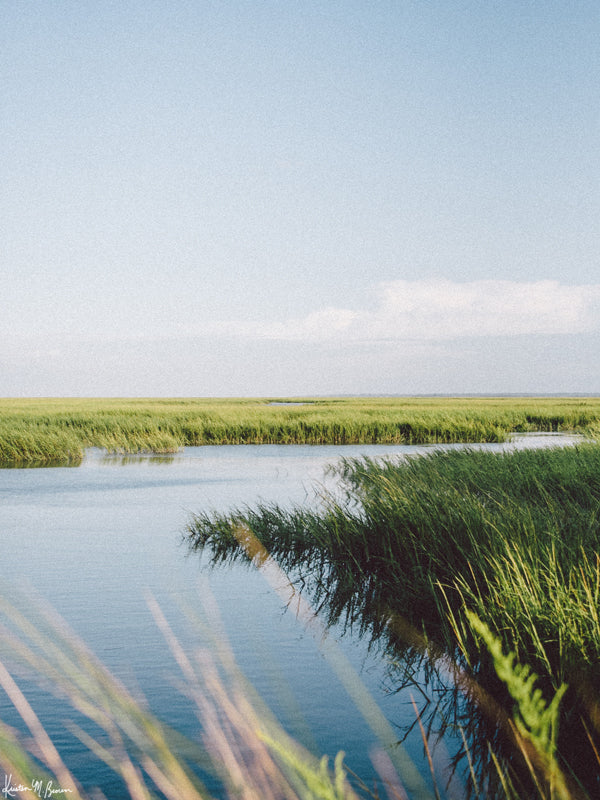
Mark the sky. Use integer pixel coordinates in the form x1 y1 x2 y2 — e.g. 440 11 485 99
2 1 599 396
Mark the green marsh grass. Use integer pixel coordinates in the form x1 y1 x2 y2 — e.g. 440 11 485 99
186 443 600 797
0 396 599 465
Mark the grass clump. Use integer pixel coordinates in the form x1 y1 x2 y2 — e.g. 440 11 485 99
186 444 600 796
188 445 600 679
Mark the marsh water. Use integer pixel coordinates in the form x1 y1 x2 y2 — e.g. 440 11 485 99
0 435 583 797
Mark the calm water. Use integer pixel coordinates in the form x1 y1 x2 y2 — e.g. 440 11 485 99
0 436 583 798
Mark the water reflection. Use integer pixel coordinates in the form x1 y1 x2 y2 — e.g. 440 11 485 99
183 520 519 798
98 452 179 466
0 456 83 469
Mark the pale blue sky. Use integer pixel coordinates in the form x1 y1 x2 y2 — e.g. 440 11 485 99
2 1 599 396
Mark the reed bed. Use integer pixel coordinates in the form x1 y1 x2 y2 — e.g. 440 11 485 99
0 396 599 465
186 443 600 797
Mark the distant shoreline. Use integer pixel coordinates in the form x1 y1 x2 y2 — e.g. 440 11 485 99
1 396 598 466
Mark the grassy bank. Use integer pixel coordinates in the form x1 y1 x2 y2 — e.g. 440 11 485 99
186 443 600 797
1 396 599 465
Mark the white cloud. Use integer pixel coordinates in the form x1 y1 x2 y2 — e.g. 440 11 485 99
64 278 598 347
191 279 600 343
359 279 600 340
5 280 599 395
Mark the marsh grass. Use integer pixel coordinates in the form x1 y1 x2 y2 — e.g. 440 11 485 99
186 444 600 796
0 396 599 465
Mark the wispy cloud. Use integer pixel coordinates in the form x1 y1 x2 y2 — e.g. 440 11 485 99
357 279 600 340
181 279 600 343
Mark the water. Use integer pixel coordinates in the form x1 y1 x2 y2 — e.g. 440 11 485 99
0 436 583 797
